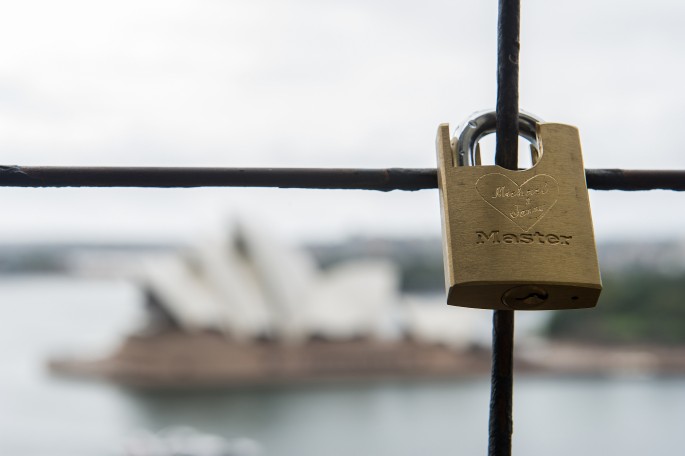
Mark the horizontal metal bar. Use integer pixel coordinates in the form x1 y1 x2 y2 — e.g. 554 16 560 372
585 169 685 191
0 165 684 191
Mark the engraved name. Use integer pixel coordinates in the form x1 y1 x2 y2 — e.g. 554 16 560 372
492 183 550 199
476 230 572 245
510 204 545 219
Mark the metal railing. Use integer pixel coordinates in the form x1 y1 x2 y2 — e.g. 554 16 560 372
0 165 683 191
4 1 683 455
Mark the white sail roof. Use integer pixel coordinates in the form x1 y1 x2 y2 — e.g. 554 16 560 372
67 217 552 347
190 237 273 340
235 220 319 341
138 254 226 332
301 260 400 340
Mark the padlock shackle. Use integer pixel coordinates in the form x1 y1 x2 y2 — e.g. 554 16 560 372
455 110 543 166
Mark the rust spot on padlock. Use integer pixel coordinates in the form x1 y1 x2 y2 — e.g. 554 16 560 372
501 285 548 310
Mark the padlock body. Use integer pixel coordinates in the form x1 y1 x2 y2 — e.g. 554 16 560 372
436 123 601 310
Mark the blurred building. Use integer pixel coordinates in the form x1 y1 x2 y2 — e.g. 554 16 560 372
48 220 553 386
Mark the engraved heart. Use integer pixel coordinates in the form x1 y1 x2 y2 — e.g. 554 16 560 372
475 173 559 231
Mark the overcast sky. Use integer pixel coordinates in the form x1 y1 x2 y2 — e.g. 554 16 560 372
0 0 684 244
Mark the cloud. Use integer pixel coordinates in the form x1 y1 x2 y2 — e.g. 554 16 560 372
0 0 683 242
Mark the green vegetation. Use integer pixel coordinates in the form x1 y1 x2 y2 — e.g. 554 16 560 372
310 238 685 345
547 269 685 345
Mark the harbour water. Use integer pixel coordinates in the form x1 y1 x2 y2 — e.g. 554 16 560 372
2 276 685 456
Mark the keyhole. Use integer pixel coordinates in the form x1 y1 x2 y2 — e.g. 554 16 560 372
501 285 549 310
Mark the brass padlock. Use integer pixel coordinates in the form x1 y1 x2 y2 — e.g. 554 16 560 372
436 111 601 310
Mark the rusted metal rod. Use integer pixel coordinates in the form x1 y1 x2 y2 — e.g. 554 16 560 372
490 0 520 455
495 0 520 171
0 165 683 191
585 169 685 191
489 310 515 456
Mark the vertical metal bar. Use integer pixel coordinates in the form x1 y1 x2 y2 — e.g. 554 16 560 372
489 0 520 455
495 0 520 169
489 309 515 455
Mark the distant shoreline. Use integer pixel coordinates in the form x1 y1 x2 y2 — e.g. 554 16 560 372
47 332 685 389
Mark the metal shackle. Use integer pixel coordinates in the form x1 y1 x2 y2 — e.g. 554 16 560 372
454 110 543 166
